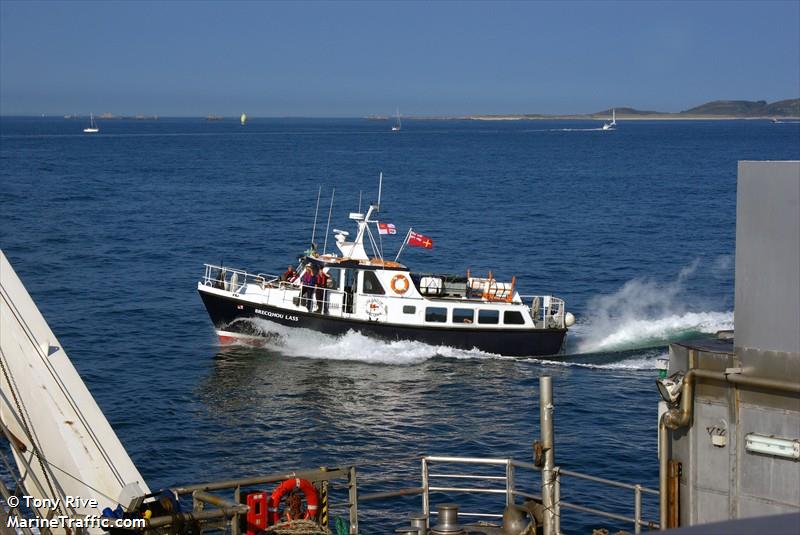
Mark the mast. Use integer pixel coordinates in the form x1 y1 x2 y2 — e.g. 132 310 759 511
310 186 322 250
323 187 335 255
377 171 383 211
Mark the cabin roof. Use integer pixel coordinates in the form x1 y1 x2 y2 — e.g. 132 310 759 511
305 255 408 271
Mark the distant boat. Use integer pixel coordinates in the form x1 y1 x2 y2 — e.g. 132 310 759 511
83 113 99 133
602 109 616 130
206 114 223 121
241 113 247 126
391 108 402 131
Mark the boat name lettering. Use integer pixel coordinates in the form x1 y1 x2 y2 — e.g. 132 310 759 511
255 308 299 322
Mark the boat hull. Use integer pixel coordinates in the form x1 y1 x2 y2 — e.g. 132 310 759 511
198 289 567 357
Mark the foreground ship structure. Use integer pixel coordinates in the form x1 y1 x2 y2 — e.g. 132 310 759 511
198 187 574 357
657 161 800 531
0 250 150 533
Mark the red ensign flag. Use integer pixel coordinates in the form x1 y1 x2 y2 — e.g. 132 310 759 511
408 231 434 249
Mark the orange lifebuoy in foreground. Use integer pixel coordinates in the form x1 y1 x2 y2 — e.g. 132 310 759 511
268 477 319 524
390 274 410 294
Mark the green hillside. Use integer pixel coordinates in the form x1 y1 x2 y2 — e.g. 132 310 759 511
681 99 800 116
765 99 800 116
595 107 662 116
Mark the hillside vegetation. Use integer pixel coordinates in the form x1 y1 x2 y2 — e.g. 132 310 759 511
681 99 800 116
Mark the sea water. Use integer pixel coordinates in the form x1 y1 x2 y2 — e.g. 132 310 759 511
1 117 798 532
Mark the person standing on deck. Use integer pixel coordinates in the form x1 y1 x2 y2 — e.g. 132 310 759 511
300 265 315 311
315 268 328 313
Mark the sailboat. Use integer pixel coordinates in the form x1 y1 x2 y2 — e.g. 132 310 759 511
602 108 617 131
83 112 99 133
391 108 402 131
241 112 247 126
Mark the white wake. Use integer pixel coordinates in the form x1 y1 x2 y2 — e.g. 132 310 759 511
574 259 733 353
228 317 500 365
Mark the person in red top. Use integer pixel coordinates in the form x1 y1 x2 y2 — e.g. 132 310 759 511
315 268 328 313
281 264 297 282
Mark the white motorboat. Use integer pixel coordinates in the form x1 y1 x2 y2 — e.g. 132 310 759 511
198 179 574 356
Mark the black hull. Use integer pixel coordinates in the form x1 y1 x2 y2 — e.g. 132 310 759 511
198 290 567 357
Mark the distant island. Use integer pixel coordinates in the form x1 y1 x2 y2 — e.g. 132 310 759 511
369 99 800 121
63 113 159 120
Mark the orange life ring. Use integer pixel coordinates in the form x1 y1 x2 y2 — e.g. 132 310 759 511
390 274 410 294
268 477 319 524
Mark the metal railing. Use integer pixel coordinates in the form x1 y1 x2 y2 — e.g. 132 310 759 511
201 264 278 294
419 455 658 534
555 468 659 534
519 295 566 328
202 263 348 315
168 465 361 535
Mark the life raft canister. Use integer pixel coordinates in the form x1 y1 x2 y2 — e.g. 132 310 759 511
390 274 410 294
268 477 319 524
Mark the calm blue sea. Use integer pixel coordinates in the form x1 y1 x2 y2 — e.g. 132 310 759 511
1 117 798 533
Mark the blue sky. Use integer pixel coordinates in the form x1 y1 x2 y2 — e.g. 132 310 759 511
1 0 798 116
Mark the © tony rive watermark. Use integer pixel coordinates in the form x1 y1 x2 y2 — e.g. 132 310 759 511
5 495 146 529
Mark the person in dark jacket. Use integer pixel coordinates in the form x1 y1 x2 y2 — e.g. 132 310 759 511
300 265 315 311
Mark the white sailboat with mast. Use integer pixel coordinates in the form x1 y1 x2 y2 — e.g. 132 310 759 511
391 108 402 131
602 108 617 130
83 113 99 133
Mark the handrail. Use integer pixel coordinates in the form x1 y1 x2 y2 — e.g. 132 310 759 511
423 455 658 533
558 468 658 495
518 295 566 328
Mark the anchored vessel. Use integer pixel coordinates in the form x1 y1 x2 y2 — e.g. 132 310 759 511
197 194 573 357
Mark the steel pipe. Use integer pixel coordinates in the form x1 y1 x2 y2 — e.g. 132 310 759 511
659 366 800 528
659 413 669 530
358 487 424 502
664 368 800 430
192 491 241 509
173 467 351 494
540 375 555 535
428 486 506 495
146 505 248 528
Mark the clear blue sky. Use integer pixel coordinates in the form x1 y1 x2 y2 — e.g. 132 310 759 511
1 0 798 116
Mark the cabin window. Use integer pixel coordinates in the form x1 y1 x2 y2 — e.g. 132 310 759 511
403 305 416 314
453 308 474 324
478 309 499 324
425 307 448 323
504 310 526 325
326 268 342 291
362 270 385 295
